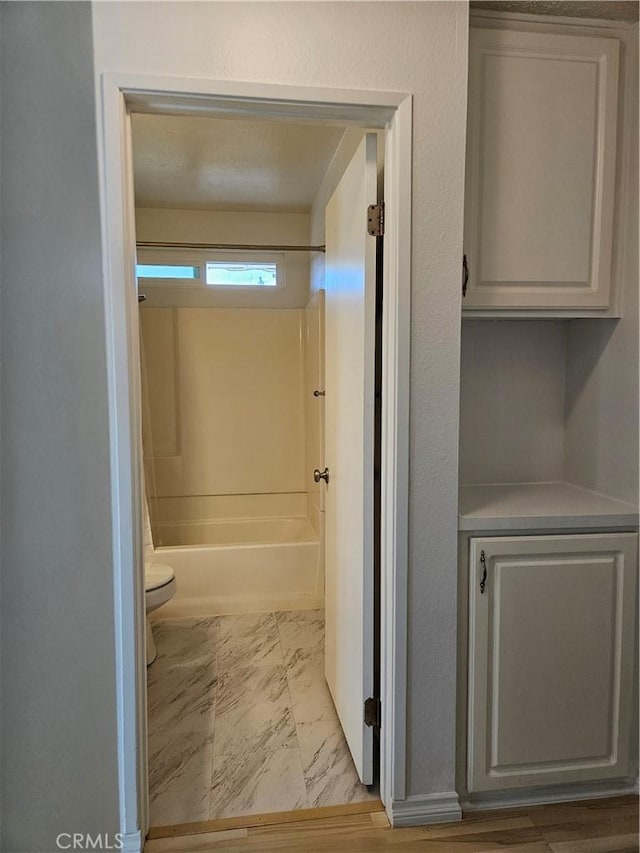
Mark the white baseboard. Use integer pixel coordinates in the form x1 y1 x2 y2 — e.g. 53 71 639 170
120 830 143 853
389 779 637 827
461 778 638 813
389 791 462 827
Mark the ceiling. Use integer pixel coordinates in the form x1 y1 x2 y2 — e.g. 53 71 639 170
470 1 639 20
131 114 346 212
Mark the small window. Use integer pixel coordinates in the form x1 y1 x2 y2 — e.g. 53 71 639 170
205 261 277 288
136 249 284 293
136 264 200 280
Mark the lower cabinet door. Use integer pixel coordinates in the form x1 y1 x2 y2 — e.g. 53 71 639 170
467 532 637 793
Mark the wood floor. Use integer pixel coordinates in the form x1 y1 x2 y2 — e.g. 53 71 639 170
144 794 639 852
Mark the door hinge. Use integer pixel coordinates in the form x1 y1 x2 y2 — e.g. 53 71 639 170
462 253 469 298
364 696 381 728
367 202 385 237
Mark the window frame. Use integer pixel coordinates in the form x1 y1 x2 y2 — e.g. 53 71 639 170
136 247 286 292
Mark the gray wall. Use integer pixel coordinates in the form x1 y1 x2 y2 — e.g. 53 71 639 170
0 4 120 850
459 320 568 484
564 57 639 505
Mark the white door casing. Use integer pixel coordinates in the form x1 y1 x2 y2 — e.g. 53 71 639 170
324 133 378 785
98 75 412 839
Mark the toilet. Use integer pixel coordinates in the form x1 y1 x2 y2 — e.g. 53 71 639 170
145 562 176 665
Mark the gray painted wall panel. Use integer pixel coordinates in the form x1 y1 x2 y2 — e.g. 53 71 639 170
459 320 567 485
0 3 120 849
564 33 639 505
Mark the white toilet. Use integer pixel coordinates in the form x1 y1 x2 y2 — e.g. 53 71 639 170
145 562 176 665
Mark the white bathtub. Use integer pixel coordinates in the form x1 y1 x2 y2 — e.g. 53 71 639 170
153 516 322 617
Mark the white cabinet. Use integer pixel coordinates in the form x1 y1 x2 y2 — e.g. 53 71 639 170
463 27 620 313
467 532 637 793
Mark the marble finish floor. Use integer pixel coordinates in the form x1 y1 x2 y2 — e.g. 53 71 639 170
147 610 377 827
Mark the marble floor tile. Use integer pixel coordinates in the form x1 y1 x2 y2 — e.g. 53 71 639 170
284 647 338 725
296 719 377 807
149 780 211 828
147 609 372 827
217 613 283 672
213 664 297 757
276 609 324 654
148 729 214 826
147 661 217 739
149 618 219 668
209 744 308 819
147 722 213 791
215 659 289 718
147 618 218 820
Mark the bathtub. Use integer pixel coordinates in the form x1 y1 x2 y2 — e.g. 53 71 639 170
152 515 322 617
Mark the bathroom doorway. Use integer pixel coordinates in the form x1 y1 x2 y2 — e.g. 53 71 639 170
98 75 411 844
133 113 382 827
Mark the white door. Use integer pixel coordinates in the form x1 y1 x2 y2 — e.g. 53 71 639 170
323 133 378 785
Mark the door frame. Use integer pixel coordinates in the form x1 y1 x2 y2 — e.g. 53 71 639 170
96 72 411 848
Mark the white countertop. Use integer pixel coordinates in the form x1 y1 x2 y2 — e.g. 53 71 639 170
458 481 639 532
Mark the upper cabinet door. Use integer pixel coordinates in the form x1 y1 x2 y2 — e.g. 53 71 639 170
464 28 619 313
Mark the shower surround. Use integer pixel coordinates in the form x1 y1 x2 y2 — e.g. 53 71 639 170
141 296 324 616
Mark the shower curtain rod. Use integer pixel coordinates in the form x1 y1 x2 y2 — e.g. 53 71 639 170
137 240 326 253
